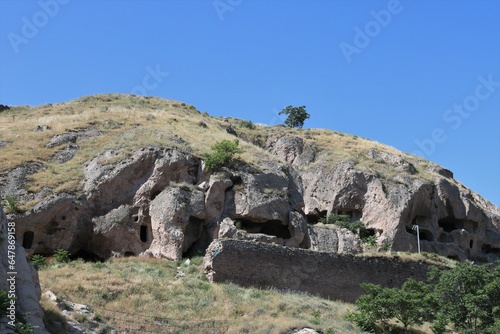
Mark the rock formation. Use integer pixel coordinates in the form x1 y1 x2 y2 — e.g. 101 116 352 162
1 95 498 265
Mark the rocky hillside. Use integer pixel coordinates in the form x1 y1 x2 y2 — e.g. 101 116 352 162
1 94 499 263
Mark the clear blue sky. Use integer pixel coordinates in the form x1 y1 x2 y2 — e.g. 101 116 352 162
1 0 499 206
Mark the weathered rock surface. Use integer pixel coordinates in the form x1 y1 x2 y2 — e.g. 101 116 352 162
0 206 49 333
7 139 500 265
204 239 437 303
307 225 362 254
4 124 500 265
147 185 205 260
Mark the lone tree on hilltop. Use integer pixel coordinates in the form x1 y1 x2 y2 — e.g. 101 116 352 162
279 105 310 128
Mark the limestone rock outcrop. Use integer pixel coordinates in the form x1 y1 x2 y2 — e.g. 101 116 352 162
147 185 205 259
4 115 500 264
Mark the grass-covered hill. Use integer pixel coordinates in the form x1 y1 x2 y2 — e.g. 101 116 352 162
0 93 464 211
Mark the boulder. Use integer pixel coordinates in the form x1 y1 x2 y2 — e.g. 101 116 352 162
286 211 308 247
147 185 205 260
218 217 238 239
231 171 290 222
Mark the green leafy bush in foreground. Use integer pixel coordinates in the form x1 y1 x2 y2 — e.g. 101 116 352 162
348 262 500 333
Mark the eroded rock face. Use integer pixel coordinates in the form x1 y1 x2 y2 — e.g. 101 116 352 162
7 139 500 264
0 206 49 333
147 185 205 260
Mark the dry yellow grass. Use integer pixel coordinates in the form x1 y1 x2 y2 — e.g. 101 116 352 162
0 93 465 211
38 256 361 334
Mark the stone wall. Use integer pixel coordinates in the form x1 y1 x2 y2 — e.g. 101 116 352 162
204 239 438 303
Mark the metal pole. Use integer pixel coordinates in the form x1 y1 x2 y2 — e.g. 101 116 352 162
413 225 421 254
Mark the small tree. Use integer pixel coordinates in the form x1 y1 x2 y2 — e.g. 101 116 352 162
348 279 433 332
54 249 71 263
204 139 243 171
279 105 310 128
429 263 500 333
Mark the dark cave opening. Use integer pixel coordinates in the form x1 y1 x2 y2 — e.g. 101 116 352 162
406 225 434 242
183 224 211 258
140 225 148 242
71 249 104 262
306 210 327 225
22 231 34 249
360 228 376 239
419 229 434 242
438 218 463 233
150 189 162 201
481 244 500 254
238 219 291 239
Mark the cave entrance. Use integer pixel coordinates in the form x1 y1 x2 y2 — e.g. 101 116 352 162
481 244 500 254
182 217 206 258
140 225 148 242
306 210 327 225
419 229 434 242
22 231 34 249
438 218 463 233
360 228 376 239
71 249 104 262
183 224 211 258
238 219 291 239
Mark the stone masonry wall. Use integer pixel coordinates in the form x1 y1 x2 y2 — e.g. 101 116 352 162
204 239 437 303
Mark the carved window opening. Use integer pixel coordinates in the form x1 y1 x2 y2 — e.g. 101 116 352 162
140 225 148 242
22 231 34 249
419 229 434 242
238 219 291 239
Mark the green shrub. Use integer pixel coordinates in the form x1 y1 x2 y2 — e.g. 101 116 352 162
379 241 391 252
361 234 377 246
30 254 48 270
204 139 243 171
319 214 350 225
345 310 376 333
0 290 9 318
237 120 256 129
336 221 365 234
54 249 71 263
2 195 20 213
320 215 378 246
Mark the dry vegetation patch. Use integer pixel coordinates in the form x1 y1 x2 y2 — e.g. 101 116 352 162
38 256 361 334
